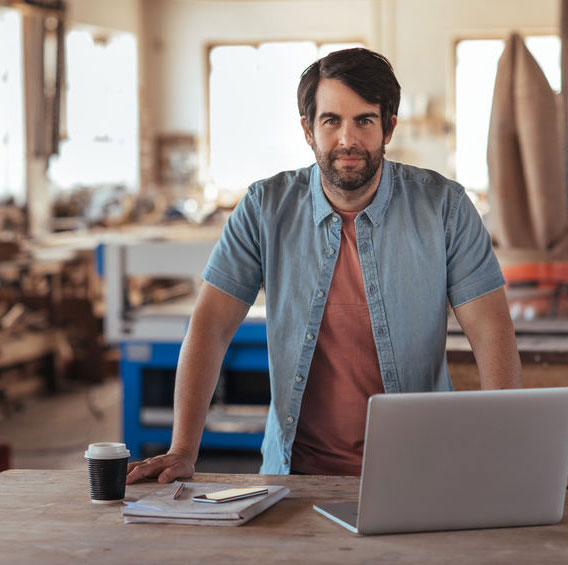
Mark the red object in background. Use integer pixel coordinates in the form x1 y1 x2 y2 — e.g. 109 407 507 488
502 262 568 319
502 262 568 287
0 443 11 472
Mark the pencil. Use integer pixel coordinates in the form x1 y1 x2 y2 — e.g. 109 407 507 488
173 483 185 500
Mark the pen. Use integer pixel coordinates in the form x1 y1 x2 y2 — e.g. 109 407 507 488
173 483 185 500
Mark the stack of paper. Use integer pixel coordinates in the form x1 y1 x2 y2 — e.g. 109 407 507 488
123 482 289 526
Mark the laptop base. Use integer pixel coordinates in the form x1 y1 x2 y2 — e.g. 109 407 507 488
313 501 359 533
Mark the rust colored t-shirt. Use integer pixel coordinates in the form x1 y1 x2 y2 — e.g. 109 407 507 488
291 210 384 476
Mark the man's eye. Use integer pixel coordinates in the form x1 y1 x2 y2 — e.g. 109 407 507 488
358 118 373 126
323 118 338 126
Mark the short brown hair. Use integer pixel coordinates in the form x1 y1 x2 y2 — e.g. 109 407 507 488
297 48 400 135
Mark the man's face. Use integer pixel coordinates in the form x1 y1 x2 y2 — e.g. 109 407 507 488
301 78 396 192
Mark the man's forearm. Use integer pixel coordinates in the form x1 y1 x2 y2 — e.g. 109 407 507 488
469 325 522 389
169 323 230 463
168 283 250 463
454 288 522 390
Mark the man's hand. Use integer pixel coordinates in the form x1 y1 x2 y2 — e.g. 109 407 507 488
126 452 195 484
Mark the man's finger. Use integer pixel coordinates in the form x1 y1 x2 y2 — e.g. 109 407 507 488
126 458 168 484
127 460 147 473
157 462 194 484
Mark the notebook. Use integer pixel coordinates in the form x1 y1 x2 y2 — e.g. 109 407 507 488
314 388 568 535
124 482 289 526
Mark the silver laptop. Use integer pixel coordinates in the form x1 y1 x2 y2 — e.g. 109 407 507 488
314 388 568 535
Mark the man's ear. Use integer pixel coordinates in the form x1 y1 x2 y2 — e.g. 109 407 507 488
384 115 397 145
301 116 314 146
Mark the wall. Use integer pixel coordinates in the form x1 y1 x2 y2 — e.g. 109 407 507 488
142 0 378 135
142 0 561 133
391 0 559 116
67 0 142 35
140 0 560 179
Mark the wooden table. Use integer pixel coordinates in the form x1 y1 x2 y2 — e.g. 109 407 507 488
1 470 568 563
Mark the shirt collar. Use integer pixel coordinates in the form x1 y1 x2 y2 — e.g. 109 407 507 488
310 159 394 227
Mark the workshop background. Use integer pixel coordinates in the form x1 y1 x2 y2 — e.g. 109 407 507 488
0 0 567 473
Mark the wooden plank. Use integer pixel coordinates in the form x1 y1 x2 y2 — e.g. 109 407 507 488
1 470 568 563
446 334 568 365
0 331 55 368
450 362 568 391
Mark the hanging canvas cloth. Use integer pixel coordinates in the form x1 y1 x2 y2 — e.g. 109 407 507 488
488 33 567 250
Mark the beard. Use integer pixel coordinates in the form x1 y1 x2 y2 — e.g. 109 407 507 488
313 142 386 192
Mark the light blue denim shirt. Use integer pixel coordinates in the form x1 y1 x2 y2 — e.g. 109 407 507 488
202 160 505 474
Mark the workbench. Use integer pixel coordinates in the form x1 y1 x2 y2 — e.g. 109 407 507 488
1 469 568 564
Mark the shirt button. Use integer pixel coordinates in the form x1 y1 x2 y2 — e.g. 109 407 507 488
361 242 368 252
369 284 376 294
332 215 339 223
328 248 336 255
307 333 315 341
317 290 324 298
379 327 384 337
385 371 391 379
286 416 294 424
295 375 304 383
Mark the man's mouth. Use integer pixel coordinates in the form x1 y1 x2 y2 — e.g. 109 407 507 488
334 155 363 165
334 156 364 167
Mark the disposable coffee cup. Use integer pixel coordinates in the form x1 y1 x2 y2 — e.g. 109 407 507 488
85 442 130 504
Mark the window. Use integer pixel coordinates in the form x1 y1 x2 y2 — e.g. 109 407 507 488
455 35 560 201
0 9 25 203
208 41 363 191
47 30 139 191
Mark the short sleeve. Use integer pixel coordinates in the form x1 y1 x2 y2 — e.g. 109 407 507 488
446 190 505 308
202 188 263 305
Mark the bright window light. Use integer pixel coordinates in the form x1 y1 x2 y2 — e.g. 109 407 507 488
0 9 25 203
455 35 560 194
48 30 139 191
209 41 363 191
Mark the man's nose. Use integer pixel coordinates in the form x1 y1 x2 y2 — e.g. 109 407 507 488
338 122 357 148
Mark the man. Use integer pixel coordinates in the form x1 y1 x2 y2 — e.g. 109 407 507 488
127 48 521 483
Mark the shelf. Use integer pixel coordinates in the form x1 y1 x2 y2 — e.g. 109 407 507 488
141 405 268 434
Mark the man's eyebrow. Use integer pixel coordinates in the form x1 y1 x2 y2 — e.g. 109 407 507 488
355 112 380 120
317 112 340 120
317 111 380 121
